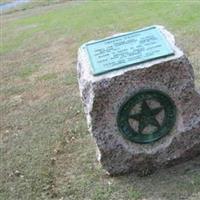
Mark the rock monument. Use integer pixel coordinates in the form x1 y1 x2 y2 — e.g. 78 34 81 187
77 25 200 175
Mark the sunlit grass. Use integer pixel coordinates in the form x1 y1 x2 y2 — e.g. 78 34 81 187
1 1 200 199
1 1 200 54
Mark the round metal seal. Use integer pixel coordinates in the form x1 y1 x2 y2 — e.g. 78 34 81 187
117 89 176 144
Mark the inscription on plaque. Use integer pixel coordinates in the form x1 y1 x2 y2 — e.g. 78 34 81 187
86 27 174 75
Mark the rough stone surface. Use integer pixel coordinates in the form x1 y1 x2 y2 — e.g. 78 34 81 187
77 25 200 175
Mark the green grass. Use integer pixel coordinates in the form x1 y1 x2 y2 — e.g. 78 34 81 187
18 64 40 78
38 73 57 81
1 1 200 54
0 0 12 3
1 1 200 200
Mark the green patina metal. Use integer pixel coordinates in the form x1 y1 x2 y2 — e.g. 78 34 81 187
86 26 174 75
117 89 176 144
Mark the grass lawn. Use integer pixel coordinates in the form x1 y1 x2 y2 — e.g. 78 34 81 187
0 1 200 200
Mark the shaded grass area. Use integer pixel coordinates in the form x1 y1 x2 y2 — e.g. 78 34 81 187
0 1 200 200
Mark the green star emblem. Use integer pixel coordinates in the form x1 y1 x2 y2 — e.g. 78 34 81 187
117 90 176 144
129 100 163 133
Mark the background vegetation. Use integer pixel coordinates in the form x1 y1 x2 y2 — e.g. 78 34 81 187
1 1 200 199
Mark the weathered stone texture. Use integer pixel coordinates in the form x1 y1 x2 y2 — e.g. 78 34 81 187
77 25 200 175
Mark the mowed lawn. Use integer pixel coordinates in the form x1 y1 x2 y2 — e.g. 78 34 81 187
0 1 200 200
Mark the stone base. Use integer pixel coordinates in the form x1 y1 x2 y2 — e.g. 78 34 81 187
77 25 200 175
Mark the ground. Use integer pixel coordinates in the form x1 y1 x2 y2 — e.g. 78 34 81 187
0 1 200 200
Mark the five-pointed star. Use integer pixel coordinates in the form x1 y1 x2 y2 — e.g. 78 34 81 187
129 100 163 133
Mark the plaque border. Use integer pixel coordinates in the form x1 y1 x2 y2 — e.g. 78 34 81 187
85 26 175 76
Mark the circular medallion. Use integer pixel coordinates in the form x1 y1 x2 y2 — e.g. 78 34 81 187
117 89 176 144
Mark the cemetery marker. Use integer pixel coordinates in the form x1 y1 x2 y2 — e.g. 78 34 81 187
86 27 174 75
77 25 200 175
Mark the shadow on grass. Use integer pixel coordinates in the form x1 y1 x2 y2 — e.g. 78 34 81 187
54 134 200 200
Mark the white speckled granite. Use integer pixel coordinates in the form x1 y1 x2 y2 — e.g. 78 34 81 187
77 25 200 175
